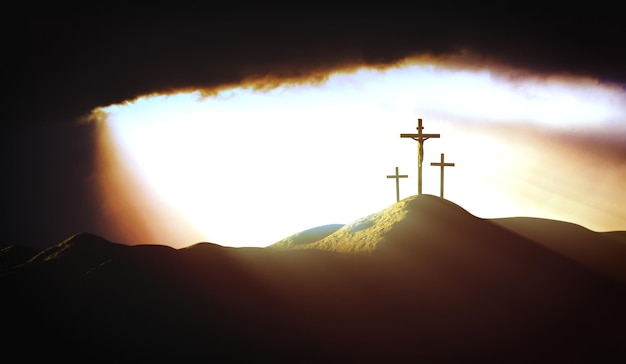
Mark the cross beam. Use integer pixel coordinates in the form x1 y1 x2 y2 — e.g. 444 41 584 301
386 166 408 202
430 153 455 199
400 118 440 195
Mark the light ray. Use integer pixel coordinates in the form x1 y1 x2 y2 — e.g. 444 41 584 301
96 63 626 248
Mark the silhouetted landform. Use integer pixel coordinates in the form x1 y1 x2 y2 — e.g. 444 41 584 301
2 195 626 362
492 217 626 285
604 230 626 244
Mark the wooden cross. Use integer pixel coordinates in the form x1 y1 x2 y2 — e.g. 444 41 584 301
430 153 455 199
386 166 408 202
400 118 440 195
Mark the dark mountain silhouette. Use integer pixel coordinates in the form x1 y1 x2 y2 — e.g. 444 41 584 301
605 230 626 244
2 195 626 362
492 217 626 285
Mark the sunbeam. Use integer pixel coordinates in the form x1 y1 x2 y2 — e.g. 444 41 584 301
96 62 626 248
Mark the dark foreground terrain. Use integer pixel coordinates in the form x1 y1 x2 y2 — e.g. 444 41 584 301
2 195 626 362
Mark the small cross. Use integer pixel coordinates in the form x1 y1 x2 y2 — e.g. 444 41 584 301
430 153 455 199
386 167 408 202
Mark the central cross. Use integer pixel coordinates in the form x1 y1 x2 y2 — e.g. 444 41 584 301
400 118 440 195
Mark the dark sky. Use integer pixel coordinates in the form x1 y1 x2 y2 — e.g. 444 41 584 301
2 7 625 248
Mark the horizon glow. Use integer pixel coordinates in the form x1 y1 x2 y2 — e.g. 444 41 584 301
96 63 626 248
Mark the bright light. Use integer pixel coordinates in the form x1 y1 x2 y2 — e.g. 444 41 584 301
97 63 626 248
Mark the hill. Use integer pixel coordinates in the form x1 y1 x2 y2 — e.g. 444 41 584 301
2 195 626 362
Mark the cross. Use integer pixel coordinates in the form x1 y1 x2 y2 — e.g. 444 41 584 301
400 118 440 195
386 166 408 202
430 153 455 199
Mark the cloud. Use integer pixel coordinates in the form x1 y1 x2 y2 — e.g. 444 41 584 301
7 9 626 126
